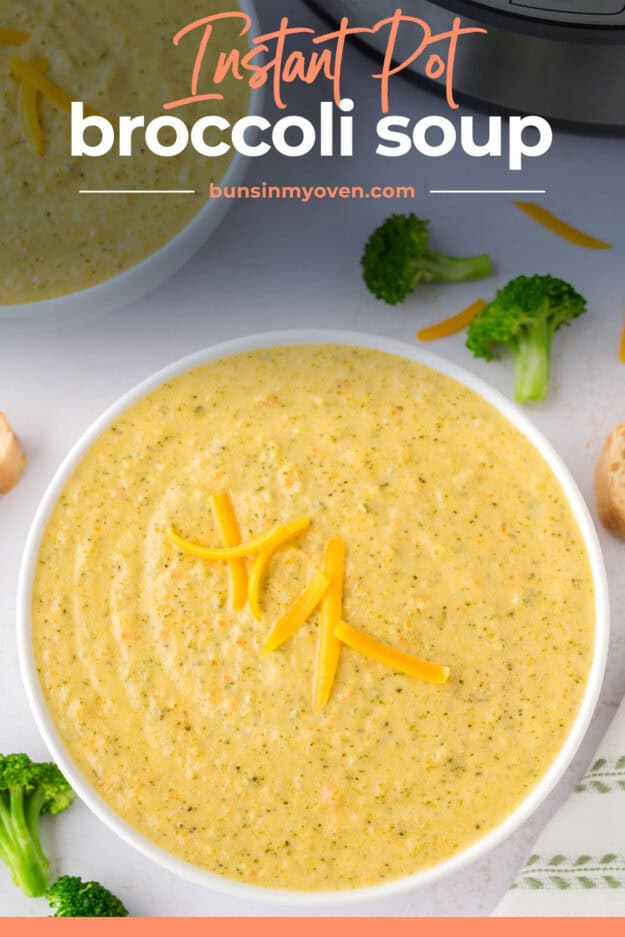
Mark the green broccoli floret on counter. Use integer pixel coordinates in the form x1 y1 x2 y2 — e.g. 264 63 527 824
0 753 75 897
361 213 491 305
46 875 128 917
466 274 587 403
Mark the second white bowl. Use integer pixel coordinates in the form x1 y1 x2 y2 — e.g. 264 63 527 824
1 0 262 325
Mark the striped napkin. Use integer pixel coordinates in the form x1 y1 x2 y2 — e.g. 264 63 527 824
495 697 625 916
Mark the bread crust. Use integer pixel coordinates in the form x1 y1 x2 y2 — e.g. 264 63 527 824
0 413 26 495
595 423 625 538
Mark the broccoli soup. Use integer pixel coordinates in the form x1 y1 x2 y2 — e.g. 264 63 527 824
32 346 595 891
0 2 249 304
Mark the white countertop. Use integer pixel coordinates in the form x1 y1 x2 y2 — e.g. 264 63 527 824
1 0 625 916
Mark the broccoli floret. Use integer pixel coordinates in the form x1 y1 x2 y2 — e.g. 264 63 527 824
47 875 128 917
466 274 586 403
0 753 75 897
362 214 491 305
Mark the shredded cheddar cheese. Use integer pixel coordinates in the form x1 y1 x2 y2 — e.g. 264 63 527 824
9 56 100 118
417 299 488 342
168 517 310 561
312 538 345 710
513 201 613 250
0 28 30 45
247 521 315 619
10 56 73 112
263 572 330 654
334 620 450 685
248 548 273 621
210 493 247 612
17 56 48 156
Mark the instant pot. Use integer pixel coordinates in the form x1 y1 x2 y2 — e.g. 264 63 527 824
307 0 625 126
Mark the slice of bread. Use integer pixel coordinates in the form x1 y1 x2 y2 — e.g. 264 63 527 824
595 422 625 538
0 413 26 495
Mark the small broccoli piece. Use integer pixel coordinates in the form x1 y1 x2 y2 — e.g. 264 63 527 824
466 274 586 403
47 875 128 917
0 753 75 897
362 213 491 305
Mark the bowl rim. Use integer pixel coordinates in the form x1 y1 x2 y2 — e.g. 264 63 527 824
1 0 262 320
17 329 610 908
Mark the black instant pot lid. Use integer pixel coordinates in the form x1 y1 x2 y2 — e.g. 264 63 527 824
303 0 625 129
438 0 625 35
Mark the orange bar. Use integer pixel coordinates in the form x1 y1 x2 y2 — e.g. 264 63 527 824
3 917 625 934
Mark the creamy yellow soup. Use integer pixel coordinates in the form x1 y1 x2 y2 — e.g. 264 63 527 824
0 2 249 303
32 346 595 891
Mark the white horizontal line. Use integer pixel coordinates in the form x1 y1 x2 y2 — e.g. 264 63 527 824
79 189 197 195
430 189 546 195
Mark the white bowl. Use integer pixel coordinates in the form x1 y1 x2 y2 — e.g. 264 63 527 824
1 0 262 325
18 330 609 908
